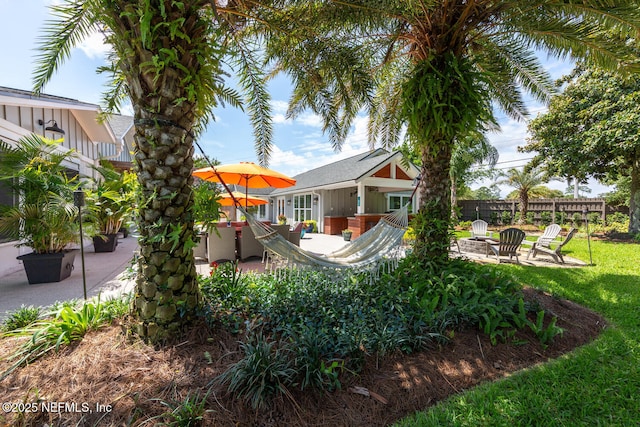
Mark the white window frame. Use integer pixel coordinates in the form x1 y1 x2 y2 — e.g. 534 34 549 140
293 194 313 222
387 192 414 213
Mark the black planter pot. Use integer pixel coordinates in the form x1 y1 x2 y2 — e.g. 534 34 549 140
17 250 77 285
93 234 118 252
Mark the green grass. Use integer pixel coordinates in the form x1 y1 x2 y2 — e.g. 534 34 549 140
395 238 640 426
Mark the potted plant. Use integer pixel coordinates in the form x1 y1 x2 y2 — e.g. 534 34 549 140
85 161 137 252
278 214 287 225
0 135 81 284
342 228 353 241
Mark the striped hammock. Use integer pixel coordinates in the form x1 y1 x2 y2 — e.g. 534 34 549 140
239 205 409 273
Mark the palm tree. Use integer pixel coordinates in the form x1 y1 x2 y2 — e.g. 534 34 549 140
265 1 640 262
499 166 547 224
33 1 275 343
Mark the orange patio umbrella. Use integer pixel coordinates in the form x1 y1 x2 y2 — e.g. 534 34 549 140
193 162 296 209
218 191 268 207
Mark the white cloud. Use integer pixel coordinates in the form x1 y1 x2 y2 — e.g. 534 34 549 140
76 31 111 59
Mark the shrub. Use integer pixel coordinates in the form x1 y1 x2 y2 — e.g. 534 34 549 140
587 212 602 225
501 211 512 225
153 392 210 426
389 256 561 347
555 211 567 225
215 334 296 410
606 212 629 226
457 220 472 230
2 305 41 331
489 212 500 226
525 212 535 225
540 211 552 226
571 212 583 227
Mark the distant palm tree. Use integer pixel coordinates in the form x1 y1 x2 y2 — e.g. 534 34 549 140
499 167 547 224
265 1 640 261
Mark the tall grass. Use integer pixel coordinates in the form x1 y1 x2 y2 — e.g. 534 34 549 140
396 238 640 426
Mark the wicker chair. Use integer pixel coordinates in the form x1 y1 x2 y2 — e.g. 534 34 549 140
207 227 236 262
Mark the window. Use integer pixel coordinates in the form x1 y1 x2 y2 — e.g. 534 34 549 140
387 193 413 213
0 179 17 243
258 204 266 218
293 194 312 222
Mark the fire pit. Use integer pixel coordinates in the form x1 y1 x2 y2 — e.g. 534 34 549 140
458 237 496 255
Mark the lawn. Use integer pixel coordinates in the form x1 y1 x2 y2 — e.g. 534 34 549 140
396 238 640 426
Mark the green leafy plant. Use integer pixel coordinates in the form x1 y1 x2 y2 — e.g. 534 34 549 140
215 334 295 409
85 160 137 237
153 392 210 426
2 305 41 332
1 300 110 381
0 135 80 253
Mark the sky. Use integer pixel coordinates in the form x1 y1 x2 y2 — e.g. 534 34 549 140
0 0 611 197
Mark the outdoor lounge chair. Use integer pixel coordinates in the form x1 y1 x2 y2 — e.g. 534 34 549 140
529 227 577 264
288 223 304 246
207 226 236 262
238 225 264 261
488 227 526 263
471 219 490 239
525 223 561 259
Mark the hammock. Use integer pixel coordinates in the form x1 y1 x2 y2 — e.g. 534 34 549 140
239 205 409 274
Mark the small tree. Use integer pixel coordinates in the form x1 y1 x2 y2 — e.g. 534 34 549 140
498 166 547 225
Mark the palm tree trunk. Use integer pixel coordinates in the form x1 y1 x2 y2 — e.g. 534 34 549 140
131 118 200 342
518 190 528 225
414 139 453 263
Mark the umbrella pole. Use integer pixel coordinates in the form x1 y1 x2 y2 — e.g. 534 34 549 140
193 140 241 207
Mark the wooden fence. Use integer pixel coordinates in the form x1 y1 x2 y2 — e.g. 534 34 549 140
458 198 628 225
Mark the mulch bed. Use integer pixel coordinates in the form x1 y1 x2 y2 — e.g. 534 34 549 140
0 287 606 426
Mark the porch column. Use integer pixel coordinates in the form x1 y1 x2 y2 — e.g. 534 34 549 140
356 182 366 214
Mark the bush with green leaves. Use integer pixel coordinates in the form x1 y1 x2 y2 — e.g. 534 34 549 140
388 255 562 346
489 212 499 226
2 305 41 332
201 266 434 401
215 333 296 410
525 211 535 225
501 211 512 225
540 211 552 226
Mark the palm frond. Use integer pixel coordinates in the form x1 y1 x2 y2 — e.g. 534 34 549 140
32 0 101 93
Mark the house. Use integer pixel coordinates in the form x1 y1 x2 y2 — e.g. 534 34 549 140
267 149 420 238
0 86 120 276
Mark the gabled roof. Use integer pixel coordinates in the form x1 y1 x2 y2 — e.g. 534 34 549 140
270 148 415 195
0 86 116 144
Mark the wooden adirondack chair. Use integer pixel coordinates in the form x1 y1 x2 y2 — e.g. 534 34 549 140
488 227 526 263
529 228 577 264
524 223 561 259
471 219 489 238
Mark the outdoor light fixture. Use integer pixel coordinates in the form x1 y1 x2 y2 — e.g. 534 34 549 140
313 196 319 205
287 199 291 206
38 119 65 135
